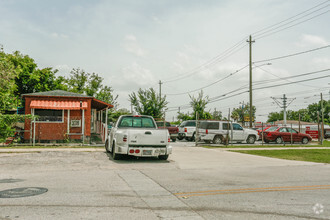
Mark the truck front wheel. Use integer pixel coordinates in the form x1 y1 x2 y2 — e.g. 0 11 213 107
158 155 169 160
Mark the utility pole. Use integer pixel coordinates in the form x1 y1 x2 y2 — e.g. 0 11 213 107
195 112 199 147
247 35 255 128
317 111 320 142
283 94 287 125
321 93 324 145
271 94 295 126
159 80 162 101
240 101 245 127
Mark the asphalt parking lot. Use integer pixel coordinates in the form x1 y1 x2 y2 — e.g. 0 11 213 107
0 143 329 220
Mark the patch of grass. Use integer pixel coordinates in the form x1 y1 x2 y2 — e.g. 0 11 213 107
232 149 330 163
322 140 330 147
202 140 330 148
0 145 103 149
202 144 326 148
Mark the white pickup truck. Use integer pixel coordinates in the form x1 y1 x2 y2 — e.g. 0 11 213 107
105 115 172 160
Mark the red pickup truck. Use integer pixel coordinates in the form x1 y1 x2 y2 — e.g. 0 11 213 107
156 121 179 142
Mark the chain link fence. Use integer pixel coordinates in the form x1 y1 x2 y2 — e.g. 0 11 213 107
2 115 108 146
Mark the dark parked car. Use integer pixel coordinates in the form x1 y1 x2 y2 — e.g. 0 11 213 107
156 121 179 142
262 126 312 144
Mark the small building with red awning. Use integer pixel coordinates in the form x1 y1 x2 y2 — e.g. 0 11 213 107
22 90 113 144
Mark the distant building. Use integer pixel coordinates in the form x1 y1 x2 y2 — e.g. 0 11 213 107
22 90 113 143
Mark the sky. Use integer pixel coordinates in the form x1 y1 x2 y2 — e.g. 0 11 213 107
0 0 329 122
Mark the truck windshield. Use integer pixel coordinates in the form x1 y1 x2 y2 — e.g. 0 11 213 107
118 116 156 128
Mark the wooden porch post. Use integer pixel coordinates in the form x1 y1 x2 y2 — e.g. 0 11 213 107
105 108 108 140
67 109 70 135
30 108 34 144
82 109 85 144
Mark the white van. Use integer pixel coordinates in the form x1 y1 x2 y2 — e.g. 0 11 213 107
199 121 258 144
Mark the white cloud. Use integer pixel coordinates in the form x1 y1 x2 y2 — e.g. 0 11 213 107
54 64 71 76
312 57 330 65
151 15 162 24
296 34 329 47
50 32 69 39
124 34 146 57
121 62 156 87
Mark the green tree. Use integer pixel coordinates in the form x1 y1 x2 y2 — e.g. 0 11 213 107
231 111 239 122
267 100 330 124
108 108 130 123
231 103 256 122
0 114 33 143
4 51 58 96
267 111 283 122
307 100 330 123
129 88 168 118
85 73 103 96
0 46 18 110
64 69 118 106
211 108 222 120
189 90 210 119
177 112 193 121
96 86 119 109
66 68 89 94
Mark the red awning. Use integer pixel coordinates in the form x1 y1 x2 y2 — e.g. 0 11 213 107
30 100 88 110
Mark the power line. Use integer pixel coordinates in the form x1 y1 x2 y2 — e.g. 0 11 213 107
252 0 330 36
254 45 330 64
214 68 330 94
256 9 330 40
165 42 329 99
167 87 329 113
253 65 327 88
162 1 329 87
254 3 329 39
211 87 329 112
208 69 330 104
254 73 330 90
165 64 249 96
162 42 247 83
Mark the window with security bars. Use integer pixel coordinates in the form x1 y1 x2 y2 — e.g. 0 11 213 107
34 109 63 122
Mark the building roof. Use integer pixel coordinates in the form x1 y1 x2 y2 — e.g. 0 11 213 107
273 120 317 126
22 90 92 98
23 90 113 110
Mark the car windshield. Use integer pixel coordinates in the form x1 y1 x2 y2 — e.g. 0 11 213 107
267 126 278 131
118 116 155 128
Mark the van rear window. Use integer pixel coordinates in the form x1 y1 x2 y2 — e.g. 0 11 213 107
200 122 219 129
